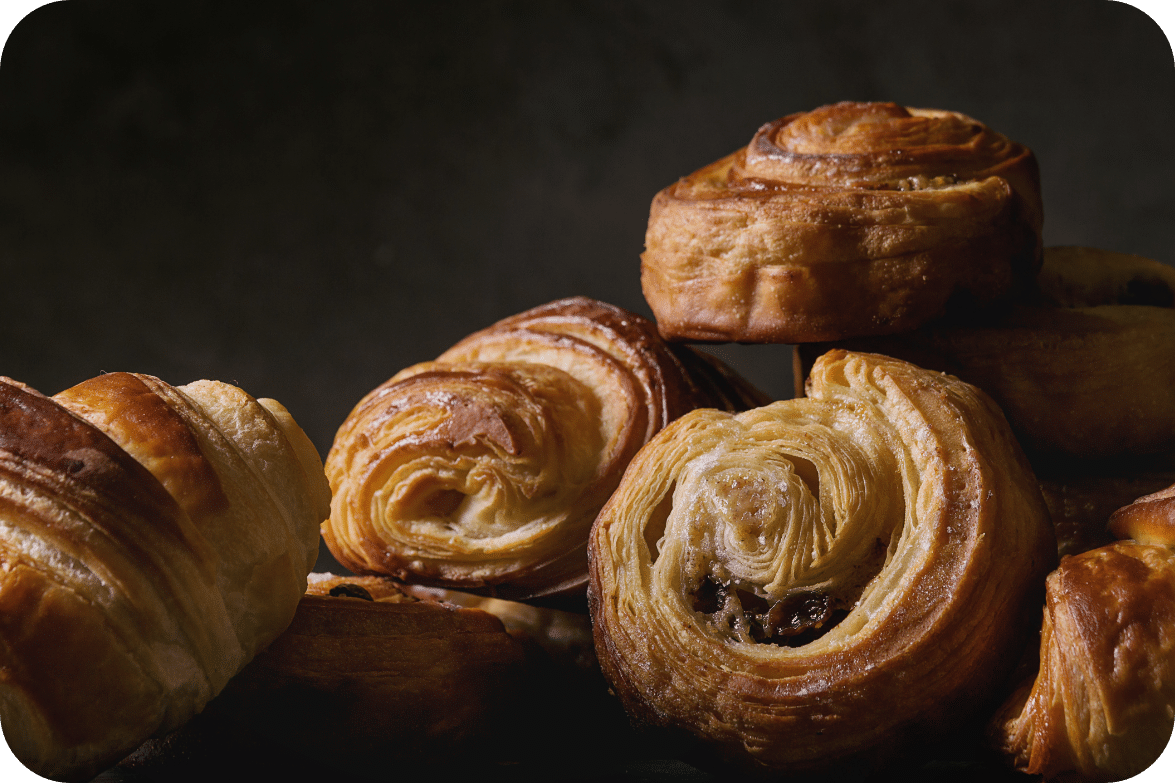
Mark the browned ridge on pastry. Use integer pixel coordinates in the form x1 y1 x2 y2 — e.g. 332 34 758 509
322 296 769 602
990 482 1175 782
642 100 1042 343
0 373 330 782
588 350 1055 776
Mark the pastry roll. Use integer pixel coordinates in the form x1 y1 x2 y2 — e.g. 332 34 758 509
173 573 624 779
204 574 533 775
642 101 1042 343
0 373 330 781
322 296 768 601
989 484 1175 781
588 350 1055 775
795 247 1175 459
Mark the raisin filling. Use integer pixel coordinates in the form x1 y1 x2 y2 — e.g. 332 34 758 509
690 537 889 647
691 576 849 648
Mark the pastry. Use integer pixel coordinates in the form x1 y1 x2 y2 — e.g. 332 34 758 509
321 296 768 601
179 573 626 779
641 101 1042 343
989 482 1175 781
588 350 1055 775
0 373 330 781
795 246 1175 559
795 247 1175 459
1035 455 1175 559
204 574 533 774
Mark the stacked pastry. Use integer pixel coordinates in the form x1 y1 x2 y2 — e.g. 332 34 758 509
183 295 769 775
0 372 330 781
588 100 1174 780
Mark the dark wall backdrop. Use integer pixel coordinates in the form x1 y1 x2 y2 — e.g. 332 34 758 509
0 0 1172 563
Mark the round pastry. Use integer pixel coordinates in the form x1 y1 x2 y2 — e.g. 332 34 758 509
204 574 534 775
990 483 1175 782
156 573 629 780
641 101 1042 343
796 246 1175 459
0 373 330 782
588 350 1055 776
321 296 768 601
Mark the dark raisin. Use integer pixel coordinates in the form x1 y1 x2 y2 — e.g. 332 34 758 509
328 583 374 601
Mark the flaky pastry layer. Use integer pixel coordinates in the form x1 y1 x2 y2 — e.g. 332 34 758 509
641 101 1042 343
588 350 1054 775
322 296 767 600
989 536 1175 781
0 373 329 781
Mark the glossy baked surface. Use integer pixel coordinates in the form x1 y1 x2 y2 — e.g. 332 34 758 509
990 536 1175 781
0 373 329 781
641 101 1042 343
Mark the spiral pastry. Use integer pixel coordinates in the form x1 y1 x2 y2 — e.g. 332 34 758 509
322 296 767 601
642 101 1042 343
0 372 329 781
588 350 1055 775
990 483 1175 781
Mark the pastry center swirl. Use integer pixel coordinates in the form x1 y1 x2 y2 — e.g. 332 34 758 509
654 408 903 648
776 102 981 155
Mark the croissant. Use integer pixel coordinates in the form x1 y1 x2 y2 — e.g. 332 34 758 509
989 482 1175 781
0 372 330 781
321 296 768 601
588 350 1055 776
641 101 1042 343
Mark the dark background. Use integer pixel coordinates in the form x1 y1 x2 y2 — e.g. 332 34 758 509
1 0 1172 573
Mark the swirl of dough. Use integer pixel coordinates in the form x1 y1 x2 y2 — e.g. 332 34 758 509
642 101 1042 343
588 350 1054 775
323 297 767 601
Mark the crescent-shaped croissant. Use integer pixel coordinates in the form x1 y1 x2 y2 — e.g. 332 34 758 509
989 483 1175 781
0 372 330 781
641 101 1042 343
588 350 1055 775
321 296 768 601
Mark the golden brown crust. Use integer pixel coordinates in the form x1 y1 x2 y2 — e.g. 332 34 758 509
1108 480 1175 547
322 296 766 601
1038 465 1175 558
588 350 1055 775
989 541 1175 781
641 101 1042 343
0 373 329 781
795 247 1175 460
